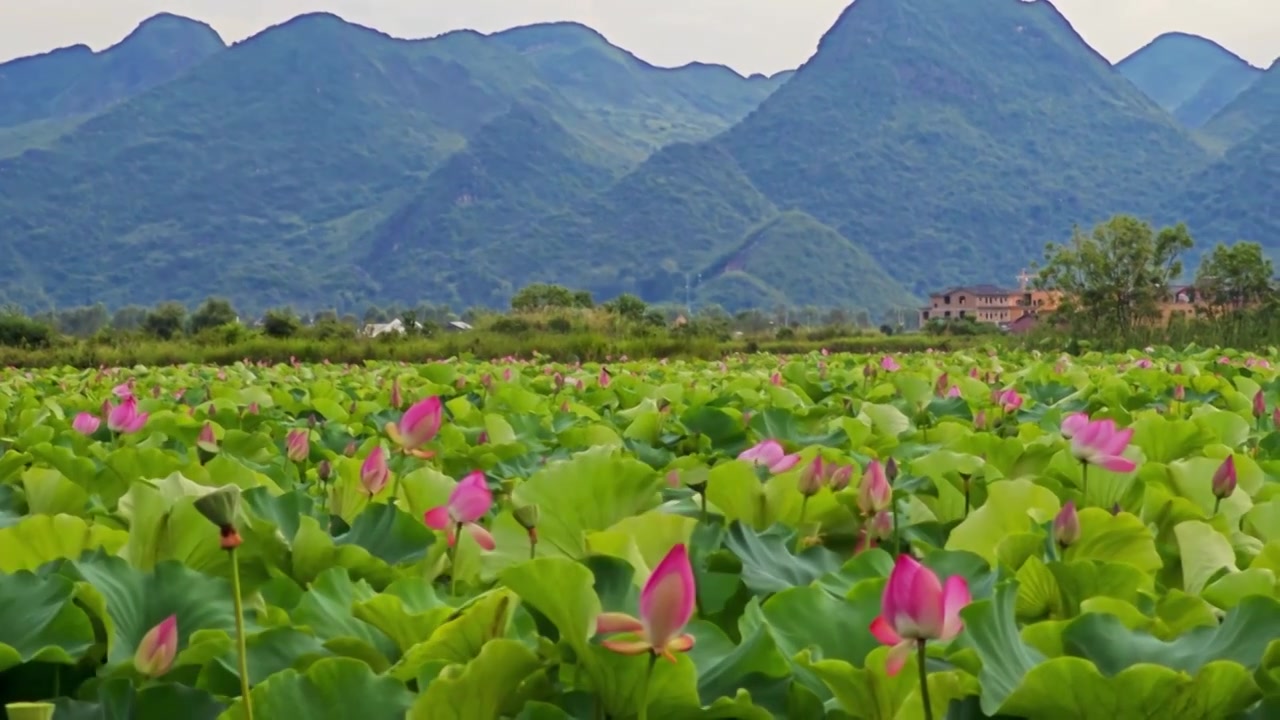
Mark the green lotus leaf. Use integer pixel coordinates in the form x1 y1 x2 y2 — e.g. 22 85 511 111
195 627 332 694
289 568 398 669
406 638 542 719
1065 507 1162 573
0 514 129 574
387 587 516 681
333 501 435 566
1129 414 1211 463
511 446 665 557
945 479 1060 567
351 579 452 655
54 678 225 720
686 619 790 710
1174 520 1238 595
217 657 413 720
723 522 843 595
797 644 978 719
20 467 88 517
0 571 95 671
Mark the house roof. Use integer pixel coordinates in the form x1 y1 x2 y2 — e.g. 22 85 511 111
929 284 1015 297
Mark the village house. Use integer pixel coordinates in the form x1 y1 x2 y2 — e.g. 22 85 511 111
918 271 1060 329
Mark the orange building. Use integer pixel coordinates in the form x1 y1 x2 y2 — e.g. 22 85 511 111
919 271 1061 329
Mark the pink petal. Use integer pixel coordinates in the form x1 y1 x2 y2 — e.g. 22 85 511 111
869 615 902 645
770 454 802 474
1101 425 1133 457
399 396 442 447
461 522 495 551
449 471 493 523
1101 455 1136 473
940 576 971 641
639 544 696 650
601 639 652 655
596 612 645 634
884 640 914 676
1060 412 1089 439
423 506 450 530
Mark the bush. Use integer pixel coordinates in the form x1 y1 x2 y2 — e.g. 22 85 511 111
0 314 53 348
262 309 302 338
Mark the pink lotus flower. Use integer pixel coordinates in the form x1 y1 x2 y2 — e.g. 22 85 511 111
869 556 971 675
997 388 1022 413
770 372 782 386
1134 358 1153 369
1253 390 1266 418
1212 455 1237 500
285 429 309 462
385 396 442 457
738 439 801 474
857 460 892 515
1173 385 1185 401
1069 418 1136 473
1060 412 1089 439
599 367 611 388
1053 501 1080 547
106 396 148 434
881 356 900 372
595 544 696 662
360 447 389 496
424 471 495 549
134 614 178 678
72 412 101 435
112 381 135 399
946 385 962 398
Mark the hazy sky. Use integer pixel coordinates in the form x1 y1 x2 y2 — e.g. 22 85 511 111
1 0 1276 73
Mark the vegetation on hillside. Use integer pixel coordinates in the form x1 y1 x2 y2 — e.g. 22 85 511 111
1115 32 1262 128
1200 61 1280 146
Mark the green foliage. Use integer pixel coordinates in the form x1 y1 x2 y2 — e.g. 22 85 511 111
1114 32 1261 128
1195 241 1274 311
1200 62 1280 146
0 314 52 348
189 298 239 335
141 302 187 340
510 284 594 313
261 308 302 339
1036 215 1194 336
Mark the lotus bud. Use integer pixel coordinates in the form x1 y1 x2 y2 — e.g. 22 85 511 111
344 440 358 457
246 402 259 415
455 376 467 389
1212 455 1237 500
1110 502 1122 516
1173 385 1185 401
308 414 318 428
1273 407 1280 428
194 485 242 548
666 470 681 488
134 614 178 678
390 377 402 409
798 457 826 497
360 447 390 496
1053 501 1080 548
828 464 853 491
197 422 218 454
316 459 332 483
1174 363 1183 374
974 409 987 429
513 504 540 532
72 412 101 436
857 460 892 515
869 509 894 540
286 429 309 462
1253 390 1266 418
884 457 899 483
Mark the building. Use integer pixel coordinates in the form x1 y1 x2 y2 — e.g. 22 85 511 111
919 271 1061 329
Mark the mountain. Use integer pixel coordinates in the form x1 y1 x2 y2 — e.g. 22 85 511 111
1200 61 1280 147
1116 32 1261 127
1169 117 1279 251
0 13 785 311
697 0 1205 296
0 14 224 144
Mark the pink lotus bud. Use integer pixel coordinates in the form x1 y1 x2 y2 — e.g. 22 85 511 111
503 368 513 382
1053 501 1080 547
456 376 467 389
857 460 892 515
197 422 218 453
1173 385 1185 401
106 396 149 434
880 356 900 372
134 615 178 678
798 457 826 496
599 367 611 388
360 447 390 496
934 373 948 397
72 413 101 435
554 373 564 389
770 372 782 386
343 440 357 456
666 470 681 488
286 429 309 462
869 556 971 675
316 460 332 482
974 410 986 429
1212 455 1237 500
246 402 259 415
1254 390 1267 418
595 544 695 661
828 464 853 491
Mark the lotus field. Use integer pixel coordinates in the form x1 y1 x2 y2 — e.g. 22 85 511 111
5 350 1280 719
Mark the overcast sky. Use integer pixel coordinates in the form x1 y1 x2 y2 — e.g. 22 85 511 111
1 0 1276 73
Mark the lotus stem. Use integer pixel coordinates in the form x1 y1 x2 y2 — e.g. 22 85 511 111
229 546 254 720
638 651 659 720
1081 461 1089 503
528 530 537 561
917 640 933 720
963 479 971 518
794 495 810 553
892 500 901 556
699 490 708 523
1213 496 1222 516
450 522 462 597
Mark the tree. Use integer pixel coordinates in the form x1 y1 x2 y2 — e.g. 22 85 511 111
511 284 582 312
604 294 647 321
142 302 188 340
189 298 239 334
262 308 302 338
1195 241 1274 314
1035 215 1194 335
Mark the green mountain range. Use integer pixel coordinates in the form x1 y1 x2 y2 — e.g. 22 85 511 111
1116 32 1263 128
0 0 1274 317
